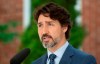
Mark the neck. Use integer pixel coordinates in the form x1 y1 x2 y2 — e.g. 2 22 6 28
48 37 67 53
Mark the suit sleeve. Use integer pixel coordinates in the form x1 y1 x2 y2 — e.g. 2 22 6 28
84 55 97 64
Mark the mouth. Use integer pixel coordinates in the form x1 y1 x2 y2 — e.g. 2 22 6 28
41 34 52 43
42 37 50 42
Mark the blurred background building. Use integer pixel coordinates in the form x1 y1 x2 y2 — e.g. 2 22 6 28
82 0 100 64
0 0 22 64
0 0 99 64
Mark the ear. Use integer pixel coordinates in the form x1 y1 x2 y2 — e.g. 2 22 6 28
62 26 68 33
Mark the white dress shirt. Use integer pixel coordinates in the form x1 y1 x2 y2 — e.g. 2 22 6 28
47 41 69 64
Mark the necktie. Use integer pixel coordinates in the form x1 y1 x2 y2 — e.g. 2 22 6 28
49 54 56 64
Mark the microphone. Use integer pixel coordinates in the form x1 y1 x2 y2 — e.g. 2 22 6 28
10 48 30 64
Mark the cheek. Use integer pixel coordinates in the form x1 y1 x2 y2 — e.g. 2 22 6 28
38 29 42 38
49 28 63 38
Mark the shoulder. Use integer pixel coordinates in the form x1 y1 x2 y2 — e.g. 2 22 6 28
70 45 97 64
32 54 47 64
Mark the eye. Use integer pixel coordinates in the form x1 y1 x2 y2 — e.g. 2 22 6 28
48 23 54 26
38 24 42 27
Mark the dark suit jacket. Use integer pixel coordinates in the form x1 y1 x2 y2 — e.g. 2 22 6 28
32 44 96 64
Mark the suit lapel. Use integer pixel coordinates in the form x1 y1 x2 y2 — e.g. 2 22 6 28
41 53 48 64
59 45 74 64
40 45 74 64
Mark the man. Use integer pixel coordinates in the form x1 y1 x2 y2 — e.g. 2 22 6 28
32 2 96 64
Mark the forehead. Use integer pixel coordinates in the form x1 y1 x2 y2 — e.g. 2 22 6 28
38 14 57 23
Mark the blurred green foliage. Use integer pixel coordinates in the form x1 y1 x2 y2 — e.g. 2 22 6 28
0 20 19 44
21 0 86 64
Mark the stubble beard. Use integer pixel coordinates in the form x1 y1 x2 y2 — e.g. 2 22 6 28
42 38 60 48
40 34 60 48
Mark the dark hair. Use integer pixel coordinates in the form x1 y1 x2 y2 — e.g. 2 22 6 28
34 2 72 39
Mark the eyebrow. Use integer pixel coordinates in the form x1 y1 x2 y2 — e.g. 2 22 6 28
38 21 55 24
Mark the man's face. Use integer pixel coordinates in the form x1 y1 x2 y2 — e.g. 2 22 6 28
37 14 67 48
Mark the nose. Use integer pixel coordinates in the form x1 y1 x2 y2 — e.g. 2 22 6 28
42 26 49 34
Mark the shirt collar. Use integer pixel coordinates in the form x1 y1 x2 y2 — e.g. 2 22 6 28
47 41 69 59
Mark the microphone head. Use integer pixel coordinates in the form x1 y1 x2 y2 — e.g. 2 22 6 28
10 48 30 64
